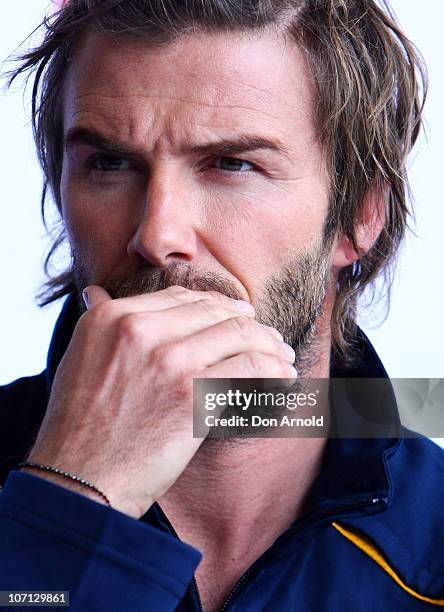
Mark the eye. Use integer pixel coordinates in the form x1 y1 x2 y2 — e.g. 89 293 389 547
89 155 132 172
213 157 255 173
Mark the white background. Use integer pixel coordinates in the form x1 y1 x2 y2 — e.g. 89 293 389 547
0 1 443 445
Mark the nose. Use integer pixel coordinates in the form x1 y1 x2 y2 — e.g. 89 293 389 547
127 167 199 267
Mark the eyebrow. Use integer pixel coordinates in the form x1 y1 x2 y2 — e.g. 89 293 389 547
64 127 292 160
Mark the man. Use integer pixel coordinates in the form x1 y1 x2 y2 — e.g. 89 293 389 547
0 0 443 610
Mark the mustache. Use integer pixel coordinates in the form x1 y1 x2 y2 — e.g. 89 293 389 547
100 262 244 302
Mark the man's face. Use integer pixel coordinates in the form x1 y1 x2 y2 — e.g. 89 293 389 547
61 29 337 369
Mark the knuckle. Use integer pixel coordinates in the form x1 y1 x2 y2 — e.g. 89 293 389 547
197 297 218 316
243 353 289 378
150 342 182 375
165 285 188 296
118 312 144 341
195 298 232 321
80 301 114 332
244 351 264 377
231 315 254 338
88 301 112 322
205 290 226 304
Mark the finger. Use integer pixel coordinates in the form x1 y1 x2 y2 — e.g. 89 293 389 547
104 285 255 316
124 299 257 350
202 351 298 380
171 316 295 369
83 285 112 310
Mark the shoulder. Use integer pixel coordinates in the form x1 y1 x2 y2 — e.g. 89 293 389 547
0 372 48 406
336 436 444 603
382 435 444 547
386 435 444 502
373 435 444 538
0 373 48 484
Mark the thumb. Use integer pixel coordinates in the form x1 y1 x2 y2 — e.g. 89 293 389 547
82 285 112 310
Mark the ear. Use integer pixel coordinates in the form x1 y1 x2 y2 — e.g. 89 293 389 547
331 182 388 269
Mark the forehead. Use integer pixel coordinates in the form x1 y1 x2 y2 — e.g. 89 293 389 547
63 29 318 152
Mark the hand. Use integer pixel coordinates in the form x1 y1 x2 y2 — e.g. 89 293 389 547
26 285 296 518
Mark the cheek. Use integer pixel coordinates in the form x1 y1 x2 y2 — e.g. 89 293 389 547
214 180 329 267
60 174 132 279
198 188 321 302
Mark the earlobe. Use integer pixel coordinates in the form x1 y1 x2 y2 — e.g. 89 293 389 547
331 182 388 269
331 233 359 269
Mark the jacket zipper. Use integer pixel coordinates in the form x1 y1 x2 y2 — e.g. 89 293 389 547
193 577 204 612
219 496 388 612
152 504 204 612
153 496 387 612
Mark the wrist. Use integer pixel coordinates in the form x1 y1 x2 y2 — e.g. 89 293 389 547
18 465 110 507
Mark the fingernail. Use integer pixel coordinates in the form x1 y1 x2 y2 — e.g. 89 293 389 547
289 365 298 377
235 300 255 313
82 289 89 309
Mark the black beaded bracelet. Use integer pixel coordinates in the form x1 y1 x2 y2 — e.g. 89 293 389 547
18 461 111 506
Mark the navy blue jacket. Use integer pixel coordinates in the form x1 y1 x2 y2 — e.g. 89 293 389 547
0 295 443 610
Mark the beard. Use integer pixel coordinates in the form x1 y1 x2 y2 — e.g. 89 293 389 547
72 233 333 378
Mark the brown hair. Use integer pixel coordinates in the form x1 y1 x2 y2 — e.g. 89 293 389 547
7 0 427 365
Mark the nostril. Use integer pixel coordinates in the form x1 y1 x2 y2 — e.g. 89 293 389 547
126 217 198 268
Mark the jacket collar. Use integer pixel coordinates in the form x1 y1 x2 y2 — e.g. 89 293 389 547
305 328 401 513
45 293 401 510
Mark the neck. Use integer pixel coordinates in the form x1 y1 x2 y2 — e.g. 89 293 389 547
158 318 332 556
159 437 327 548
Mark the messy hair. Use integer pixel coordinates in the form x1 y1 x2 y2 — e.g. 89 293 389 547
7 0 427 366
